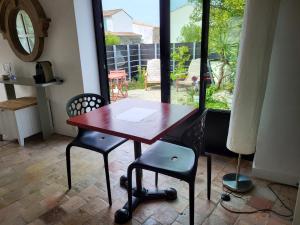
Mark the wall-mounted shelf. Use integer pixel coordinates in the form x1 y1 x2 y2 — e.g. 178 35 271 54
0 76 64 140
0 77 63 87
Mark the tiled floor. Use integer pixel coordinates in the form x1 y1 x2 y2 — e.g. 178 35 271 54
0 135 297 225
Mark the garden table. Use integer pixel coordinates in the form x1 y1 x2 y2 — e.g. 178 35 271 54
108 70 128 101
67 98 197 223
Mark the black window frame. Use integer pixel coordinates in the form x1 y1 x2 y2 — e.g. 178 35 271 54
92 0 210 111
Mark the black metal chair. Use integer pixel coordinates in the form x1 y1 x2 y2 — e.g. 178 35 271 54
66 93 127 206
126 110 209 225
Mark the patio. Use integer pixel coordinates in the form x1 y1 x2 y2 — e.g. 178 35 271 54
0 135 296 225
126 86 191 106
112 86 232 110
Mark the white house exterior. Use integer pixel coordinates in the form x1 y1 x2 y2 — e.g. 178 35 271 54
103 9 158 44
171 4 195 43
132 21 159 44
103 9 133 33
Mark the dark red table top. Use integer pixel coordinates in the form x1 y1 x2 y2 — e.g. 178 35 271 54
67 99 198 144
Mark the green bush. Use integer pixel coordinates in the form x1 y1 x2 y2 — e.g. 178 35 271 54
180 23 201 43
205 85 230 110
128 66 146 90
105 34 120 46
137 66 145 84
171 46 191 81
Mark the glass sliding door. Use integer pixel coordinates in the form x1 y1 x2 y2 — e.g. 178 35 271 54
99 0 161 102
206 0 246 110
170 1 202 106
93 0 215 107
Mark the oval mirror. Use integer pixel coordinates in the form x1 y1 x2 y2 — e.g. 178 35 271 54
0 0 50 62
16 10 35 54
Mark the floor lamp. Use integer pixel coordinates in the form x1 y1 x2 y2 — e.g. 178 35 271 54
223 153 253 193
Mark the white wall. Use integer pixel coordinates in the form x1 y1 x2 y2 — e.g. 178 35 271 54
0 0 85 136
73 0 100 94
111 11 133 32
104 17 113 32
133 23 155 44
253 0 300 186
171 4 194 43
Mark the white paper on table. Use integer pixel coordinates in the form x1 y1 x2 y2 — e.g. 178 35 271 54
116 107 157 122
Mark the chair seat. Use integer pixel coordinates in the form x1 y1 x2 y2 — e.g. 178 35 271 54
73 130 127 154
133 141 195 179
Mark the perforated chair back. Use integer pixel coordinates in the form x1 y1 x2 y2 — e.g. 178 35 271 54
66 93 106 118
182 109 208 158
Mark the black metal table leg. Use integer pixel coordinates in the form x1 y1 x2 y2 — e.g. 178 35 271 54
115 141 177 224
134 141 143 192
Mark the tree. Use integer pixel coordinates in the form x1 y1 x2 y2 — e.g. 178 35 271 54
189 0 244 23
179 23 201 43
188 0 245 89
171 46 191 81
105 34 121 46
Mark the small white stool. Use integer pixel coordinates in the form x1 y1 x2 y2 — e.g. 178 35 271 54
0 97 41 146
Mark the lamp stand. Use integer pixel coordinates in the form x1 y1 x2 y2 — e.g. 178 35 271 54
223 154 253 193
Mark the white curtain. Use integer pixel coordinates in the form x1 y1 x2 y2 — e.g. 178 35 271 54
226 0 281 155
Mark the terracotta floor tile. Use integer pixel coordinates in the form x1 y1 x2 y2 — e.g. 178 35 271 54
267 214 292 225
0 135 297 225
202 214 232 225
39 206 67 225
247 196 274 210
60 196 86 214
142 217 162 225
236 212 269 225
80 197 109 216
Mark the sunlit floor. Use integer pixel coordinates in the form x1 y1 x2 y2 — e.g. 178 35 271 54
0 135 297 225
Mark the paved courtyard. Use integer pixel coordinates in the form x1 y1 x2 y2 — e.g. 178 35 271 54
0 135 297 225
124 86 193 106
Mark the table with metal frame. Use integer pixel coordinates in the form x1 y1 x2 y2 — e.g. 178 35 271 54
67 98 197 223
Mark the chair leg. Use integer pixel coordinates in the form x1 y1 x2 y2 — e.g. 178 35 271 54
127 165 133 218
189 182 195 225
155 172 158 187
66 144 72 190
207 154 212 200
103 155 112 206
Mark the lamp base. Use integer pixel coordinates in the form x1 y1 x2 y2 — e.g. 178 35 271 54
223 173 253 193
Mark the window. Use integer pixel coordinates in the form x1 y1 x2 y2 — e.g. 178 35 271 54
99 0 161 103
16 10 35 53
206 0 245 110
170 2 201 106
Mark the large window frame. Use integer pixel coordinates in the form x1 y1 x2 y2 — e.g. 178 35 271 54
92 0 210 111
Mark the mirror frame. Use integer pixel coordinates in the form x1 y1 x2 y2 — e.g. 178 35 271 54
0 0 50 62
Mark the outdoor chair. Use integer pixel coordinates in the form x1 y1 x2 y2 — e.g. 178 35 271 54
65 93 127 206
176 58 201 91
126 110 210 225
144 59 161 90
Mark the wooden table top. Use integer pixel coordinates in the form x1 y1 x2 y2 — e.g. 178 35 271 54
67 99 198 144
